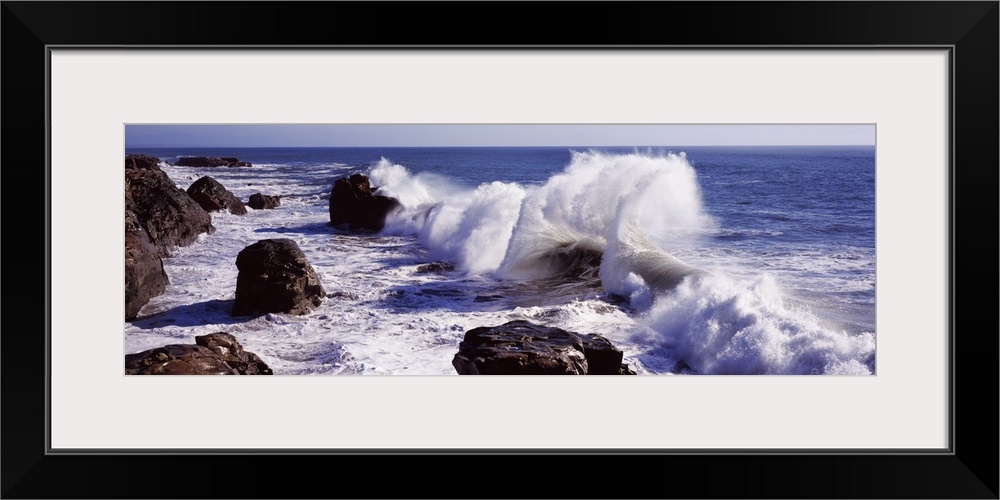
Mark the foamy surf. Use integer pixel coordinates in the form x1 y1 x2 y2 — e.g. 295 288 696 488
629 273 875 375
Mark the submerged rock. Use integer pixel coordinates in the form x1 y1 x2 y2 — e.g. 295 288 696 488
232 239 326 316
175 156 252 168
452 320 634 375
248 192 281 210
125 333 272 375
416 262 456 274
186 176 248 215
328 173 401 231
125 154 214 320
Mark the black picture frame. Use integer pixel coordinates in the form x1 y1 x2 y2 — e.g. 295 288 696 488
2 2 996 498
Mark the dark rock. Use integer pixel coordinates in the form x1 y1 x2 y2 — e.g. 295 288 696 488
125 154 215 255
416 262 455 274
125 345 237 374
125 333 272 375
248 192 281 210
186 176 248 215
124 208 168 320
125 154 161 170
194 333 273 375
175 156 253 168
329 173 401 231
232 239 326 316
452 320 634 375
125 154 214 320
473 295 503 303
579 334 631 375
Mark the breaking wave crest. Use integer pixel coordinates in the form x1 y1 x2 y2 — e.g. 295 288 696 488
370 150 874 375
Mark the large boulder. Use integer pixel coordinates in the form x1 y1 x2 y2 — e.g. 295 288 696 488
329 173 401 231
175 156 252 167
186 176 247 215
248 192 281 210
125 154 215 254
232 239 326 316
125 154 214 320
452 320 635 375
125 333 272 375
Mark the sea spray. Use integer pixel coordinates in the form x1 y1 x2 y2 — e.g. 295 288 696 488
373 158 527 274
631 273 875 375
371 150 716 280
498 150 716 280
369 158 453 207
371 150 875 375
599 223 705 297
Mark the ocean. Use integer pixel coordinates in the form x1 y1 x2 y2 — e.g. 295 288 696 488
123 146 876 375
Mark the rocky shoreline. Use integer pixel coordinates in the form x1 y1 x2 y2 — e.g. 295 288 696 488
124 155 634 375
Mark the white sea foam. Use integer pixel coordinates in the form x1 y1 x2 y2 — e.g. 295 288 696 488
631 273 875 375
374 158 528 274
499 150 715 280
373 150 716 281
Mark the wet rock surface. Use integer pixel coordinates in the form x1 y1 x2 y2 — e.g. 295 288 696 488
416 262 456 274
125 154 214 320
248 192 281 210
329 173 401 231
186 176 248 215
232 239 326 316
453 320 635 375
125 333 272 375
125 154 214 254
125 208 168 320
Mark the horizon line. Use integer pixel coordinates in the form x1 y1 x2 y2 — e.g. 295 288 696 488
125 144 876 149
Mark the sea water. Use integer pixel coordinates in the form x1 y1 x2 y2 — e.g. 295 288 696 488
123 146 876 375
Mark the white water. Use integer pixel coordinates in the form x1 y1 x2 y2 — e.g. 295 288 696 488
376 151 716 279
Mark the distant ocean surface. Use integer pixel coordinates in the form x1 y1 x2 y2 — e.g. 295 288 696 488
124 146 876 375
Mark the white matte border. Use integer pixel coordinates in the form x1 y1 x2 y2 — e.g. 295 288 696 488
50 50 948 450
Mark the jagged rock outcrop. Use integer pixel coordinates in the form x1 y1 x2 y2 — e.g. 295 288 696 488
175 156 252 167
453 320 635 375
248 192 281 210
125 333 272 375
125 154 214 320
328 173 400 231
232 239 326 316
125 208 168 320
186 176 248 215
125 154 214 254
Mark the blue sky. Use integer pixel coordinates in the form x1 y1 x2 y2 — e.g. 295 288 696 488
125 124 875 148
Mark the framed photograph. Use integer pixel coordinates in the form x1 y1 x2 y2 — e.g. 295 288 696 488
4 2 996 498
